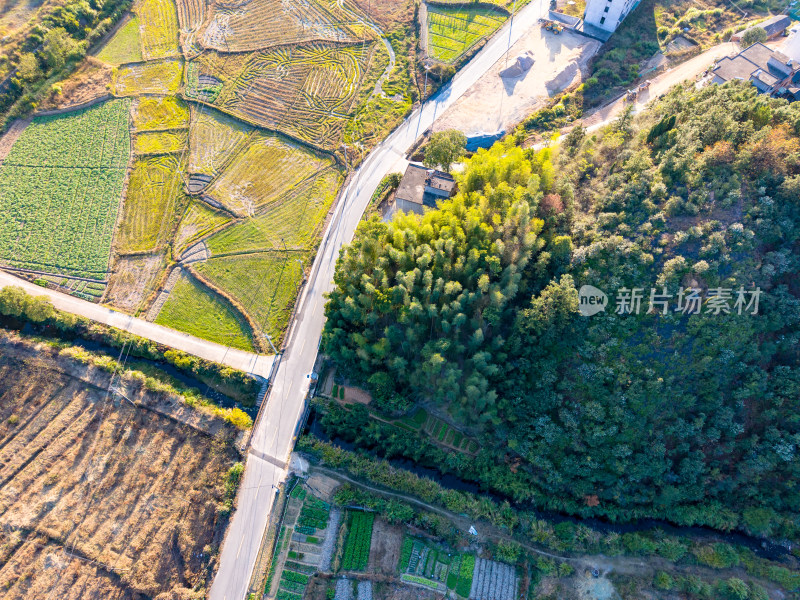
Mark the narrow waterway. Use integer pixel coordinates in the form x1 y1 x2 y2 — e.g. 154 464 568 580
304 408 793 562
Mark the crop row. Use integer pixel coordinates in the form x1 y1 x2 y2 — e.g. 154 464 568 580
469 557 517 600
340 510 374 571
427 7 505 63
137 0 180 60
199 0 367 53
4 99 130 169
0 166 125 278
455 554 475 598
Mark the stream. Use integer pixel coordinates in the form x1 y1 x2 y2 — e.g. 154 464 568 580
304 408 794 562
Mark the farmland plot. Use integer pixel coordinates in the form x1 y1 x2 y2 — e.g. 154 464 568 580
133 95 190 130
195 251 304 345
0 339 240 598
427 6 506 63
206 132 334 216
176 0 208 39
207 168 341 254
137 0 181 59
155 272 255 350
341 510 374 571
186 43 376 150
175 200 231 252
188 105 253 177
199 0 369 53
469 557 518 600
0 99 131 279
97 16 144 64
116 155 189 254
113 58 184 96
134 129 188 154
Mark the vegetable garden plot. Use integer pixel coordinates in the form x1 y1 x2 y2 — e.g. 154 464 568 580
117 155 188 254
199 0 370 53
207 168 341 254
188 105 253 177
468 557 518 600
341 510 374 571
195 251 304 345
186 43 376 150
137 0 181 59
0 99 131 279
113 58 184 96
427 6 505 63
205 132 334 216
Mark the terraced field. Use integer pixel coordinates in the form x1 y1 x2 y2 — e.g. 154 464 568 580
116 155 188 254
206 132 336 216
133 96 190 130
199 0 369 52
97 16 144 64
137 0 181 59
196 252 305 345
134 129 189 153
0 99 130 280
0 336 239 598
427 6 506 63
155 272 255 350
186 43 377 150
112 58 184 95
188 106 253 177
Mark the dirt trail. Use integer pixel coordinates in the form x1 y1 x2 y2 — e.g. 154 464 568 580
308 465 788 594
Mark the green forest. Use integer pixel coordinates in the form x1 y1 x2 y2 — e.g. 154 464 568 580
322 81 800 538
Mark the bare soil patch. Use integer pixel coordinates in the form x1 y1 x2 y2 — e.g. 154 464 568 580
38 58 113 112
368 520 403 575
0 336 239 599
105 252 168 313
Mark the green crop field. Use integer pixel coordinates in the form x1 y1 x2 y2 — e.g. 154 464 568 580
116 155 188 254
133 96 189 130
341 510 374 571
187 107 253 177
97 17 144 64
196 252 304 345
137 0 181 60
0 99 131 279
155 273 255 351
427 6 506 63
206 133 334 216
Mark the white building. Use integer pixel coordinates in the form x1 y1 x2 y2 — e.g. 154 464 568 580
583 0 640 33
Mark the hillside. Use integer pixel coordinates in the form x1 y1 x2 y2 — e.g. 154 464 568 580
321 81 800 537
0 330 241 599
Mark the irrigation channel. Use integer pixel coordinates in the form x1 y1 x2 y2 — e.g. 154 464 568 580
304 408 794 562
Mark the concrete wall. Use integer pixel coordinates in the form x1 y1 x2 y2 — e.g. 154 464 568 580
584 0 638 32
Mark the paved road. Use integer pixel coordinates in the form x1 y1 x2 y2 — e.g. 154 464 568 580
0 270 275 378
208 1 551 598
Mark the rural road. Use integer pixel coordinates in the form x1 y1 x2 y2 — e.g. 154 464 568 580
0 270 275 378
208 0 554 598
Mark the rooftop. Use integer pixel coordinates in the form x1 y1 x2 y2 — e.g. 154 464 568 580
712 43 794 87
395 163 456 207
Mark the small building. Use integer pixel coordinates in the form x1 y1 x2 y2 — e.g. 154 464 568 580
731 15 792 43
389 163 457 217
711 42 799 96
583 0 640 34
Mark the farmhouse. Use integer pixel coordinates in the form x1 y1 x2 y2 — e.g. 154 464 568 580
389 163 457 217
731 15 792 43
711 42 800 99
583 0 640 33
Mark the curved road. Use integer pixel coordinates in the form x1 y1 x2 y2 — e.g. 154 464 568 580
0 270 275 377
208 1 550 598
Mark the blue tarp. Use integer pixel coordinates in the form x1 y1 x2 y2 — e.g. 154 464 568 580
466 132 505 152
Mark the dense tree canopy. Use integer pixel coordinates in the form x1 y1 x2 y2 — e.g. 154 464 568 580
323 82 800 536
